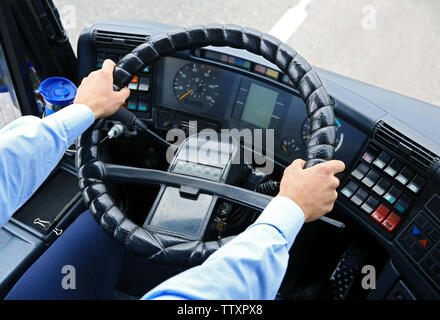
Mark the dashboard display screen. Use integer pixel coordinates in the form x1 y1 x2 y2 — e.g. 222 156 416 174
241 83 279 128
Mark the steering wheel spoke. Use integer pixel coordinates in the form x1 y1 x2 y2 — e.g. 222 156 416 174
103 163 272 211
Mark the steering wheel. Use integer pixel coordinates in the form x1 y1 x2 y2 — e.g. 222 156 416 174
76 24 336 267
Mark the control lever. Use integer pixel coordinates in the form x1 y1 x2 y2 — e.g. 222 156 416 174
110 84 148 132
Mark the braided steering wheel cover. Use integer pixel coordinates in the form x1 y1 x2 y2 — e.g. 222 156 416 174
76 24 336 267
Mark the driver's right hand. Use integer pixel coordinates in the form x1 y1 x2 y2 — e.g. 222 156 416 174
278 159 346 222
74 59 130 120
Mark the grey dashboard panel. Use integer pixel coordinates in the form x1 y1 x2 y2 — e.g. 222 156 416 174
0 222 44 297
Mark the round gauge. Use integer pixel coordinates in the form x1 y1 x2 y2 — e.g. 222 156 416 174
173 63 220 109
302 118 344 152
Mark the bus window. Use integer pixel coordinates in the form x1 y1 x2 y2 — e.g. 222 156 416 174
0 42 21 129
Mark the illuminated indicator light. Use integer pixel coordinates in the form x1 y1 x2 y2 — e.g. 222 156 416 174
384 168 397 177
396 176 408 185
373 159 386 169
408 183 420 193
342 189 352 198
138 105 147 112
335 119 342 127
363 155 373 163
128 83 138 90
395 204 405 214
282 74 294 85
412 226 421 236
419 239 428 248
128 104 136 110
235 58 244 66
254 64 266 74
131 76 138 83
143 66 150 73
228 56 236 64
242 61 251 69
220 55 228 62
384 194 395 204
266 69 279 78
97 62 103 68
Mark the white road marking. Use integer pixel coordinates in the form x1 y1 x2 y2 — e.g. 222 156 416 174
269 0 312 42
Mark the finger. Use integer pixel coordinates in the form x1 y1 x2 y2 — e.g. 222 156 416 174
116 87 130 101
323 160 346 174
331 176 340 189
102 59 116 73
291 159 306 169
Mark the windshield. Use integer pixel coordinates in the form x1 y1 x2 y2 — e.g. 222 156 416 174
54 0 440 106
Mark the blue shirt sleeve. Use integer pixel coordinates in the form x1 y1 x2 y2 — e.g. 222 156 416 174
142 196 305 300
0 104 94 227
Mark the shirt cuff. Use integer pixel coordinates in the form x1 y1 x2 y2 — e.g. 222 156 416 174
45 104 95 146
248 196 305 248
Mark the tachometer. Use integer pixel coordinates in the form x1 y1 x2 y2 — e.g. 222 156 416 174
302 118 344 152
173 63 220 109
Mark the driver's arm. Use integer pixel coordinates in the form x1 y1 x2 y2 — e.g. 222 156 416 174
0 60 128 227
142 159 345 300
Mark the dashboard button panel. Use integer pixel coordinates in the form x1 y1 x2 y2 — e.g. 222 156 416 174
397 211 440 291
340 142 428 236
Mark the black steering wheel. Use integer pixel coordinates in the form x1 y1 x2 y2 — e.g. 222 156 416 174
76 24 336 267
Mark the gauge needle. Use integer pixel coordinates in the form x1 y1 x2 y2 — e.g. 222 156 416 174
179 89 193 101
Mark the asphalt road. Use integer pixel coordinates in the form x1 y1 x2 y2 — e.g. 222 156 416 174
53 0 440 106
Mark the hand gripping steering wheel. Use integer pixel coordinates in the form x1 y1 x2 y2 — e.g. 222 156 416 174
76 24 336 267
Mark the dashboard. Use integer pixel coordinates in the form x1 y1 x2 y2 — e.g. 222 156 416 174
108 50 367 168
76 20 440 299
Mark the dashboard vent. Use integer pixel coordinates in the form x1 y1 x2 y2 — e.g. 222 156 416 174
94 30 150 49
373 121 440 172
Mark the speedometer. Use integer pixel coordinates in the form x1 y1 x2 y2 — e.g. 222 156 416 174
173 63 220 109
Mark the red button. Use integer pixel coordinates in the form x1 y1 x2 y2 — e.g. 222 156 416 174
371 204 390 223
381 212 401 232
419 239 428 248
